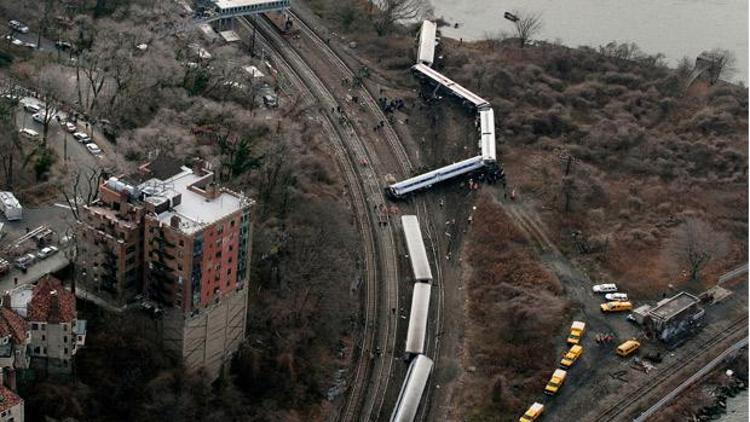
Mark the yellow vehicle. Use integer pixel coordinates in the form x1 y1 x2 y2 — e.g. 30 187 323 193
616 340 641 357
544 369 567 395
519 402 544 422
600 301 633 313
567 321 586 344
560 344 583 368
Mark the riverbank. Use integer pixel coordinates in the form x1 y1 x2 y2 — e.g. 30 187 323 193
430 0 748 84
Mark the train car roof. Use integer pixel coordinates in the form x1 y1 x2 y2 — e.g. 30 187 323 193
405 282 432 354
401 215 433 281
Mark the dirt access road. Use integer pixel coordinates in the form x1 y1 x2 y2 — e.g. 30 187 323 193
487 185 748 421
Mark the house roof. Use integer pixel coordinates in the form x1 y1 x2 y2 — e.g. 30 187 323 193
0 308 27 344
0 386 22 413
28 275 76 323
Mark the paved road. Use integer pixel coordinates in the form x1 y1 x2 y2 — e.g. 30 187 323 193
719 264 749 284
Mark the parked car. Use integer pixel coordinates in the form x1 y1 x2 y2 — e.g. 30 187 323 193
85 142 102 156
32 112 47 124
616 340 641 357
14 253 36 270
263 93 278 108
73 131 90 143
19 128 39 140
567 321 586 345
605 293 629 302
592 283 617 293
22 41 36 49
560 345 583 368
519 402 544 422
36 245 59 259
64 122 77 132
544 369 567 395
23 103 41 113
600 301 634 313
55 40 73 50
8 20 29 34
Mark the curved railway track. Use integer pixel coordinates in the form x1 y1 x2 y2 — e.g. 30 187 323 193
268 10 447 421
236 15 386 421
593 316 748 421
241 14 406 422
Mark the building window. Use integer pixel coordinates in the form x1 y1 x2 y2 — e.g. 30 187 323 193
64 347 68 355
63 324 67 332
64 336 68 343
41 335 45 341
230 220 235 227
42 324 46 331
179 239 184 247
215 251 221 258
227 268 231 275
31 323 38 330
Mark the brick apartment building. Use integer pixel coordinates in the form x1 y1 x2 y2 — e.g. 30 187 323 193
79 157 253 378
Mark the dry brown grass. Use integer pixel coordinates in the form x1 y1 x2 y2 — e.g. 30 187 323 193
454 192 568 421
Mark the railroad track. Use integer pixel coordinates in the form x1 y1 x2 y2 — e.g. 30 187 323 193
243 14 406 422
236 15 384 421
276 10 447 421
592 316 748 421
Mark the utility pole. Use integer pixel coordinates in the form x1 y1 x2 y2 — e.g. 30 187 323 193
250 16 256 57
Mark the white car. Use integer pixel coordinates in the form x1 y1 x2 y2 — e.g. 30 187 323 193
9 20 29 34
22 41 36 49
32 112 47 124
73 132 90 143
64 122 77 132
592 283 618 293
605 293 628 302
23 103 41 113
36 245 59 259
85 142 102 156
19 127 39 139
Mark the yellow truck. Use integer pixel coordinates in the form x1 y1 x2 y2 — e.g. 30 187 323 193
600 301 633 313
567 321 586 344
560 344 583 368
544 369 567 395
519 402 544 422
616 340 641 357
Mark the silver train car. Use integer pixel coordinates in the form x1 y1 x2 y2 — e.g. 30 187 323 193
386 155 486 198
400 215 433 281
411 63 490 110
416 20 437 67
405 282 431 355
479 107 496 163
390 354 435 422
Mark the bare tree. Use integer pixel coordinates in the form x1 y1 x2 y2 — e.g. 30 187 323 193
512 11 543 48
59 166 105 221
373 0 430 36
698 49 736 84
668 218 729 282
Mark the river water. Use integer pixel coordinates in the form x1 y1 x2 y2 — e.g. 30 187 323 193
429 0 748 84
720 389 748 421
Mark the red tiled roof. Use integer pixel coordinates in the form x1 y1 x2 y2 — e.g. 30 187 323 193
28 275 76 323
0 385 22 413
0 308 27 344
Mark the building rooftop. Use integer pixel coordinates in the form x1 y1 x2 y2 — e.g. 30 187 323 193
0 386 22 413
139 166 246 234
214 0 280 9
0 307 26 344
28 275 77 323
648 291 700 321
0 191 20 209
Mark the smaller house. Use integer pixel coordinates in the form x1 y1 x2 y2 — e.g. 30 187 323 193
0 385 23 422
25 276 86 374
0 303 29 373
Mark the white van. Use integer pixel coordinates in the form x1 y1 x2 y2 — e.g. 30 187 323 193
19 128 39 139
